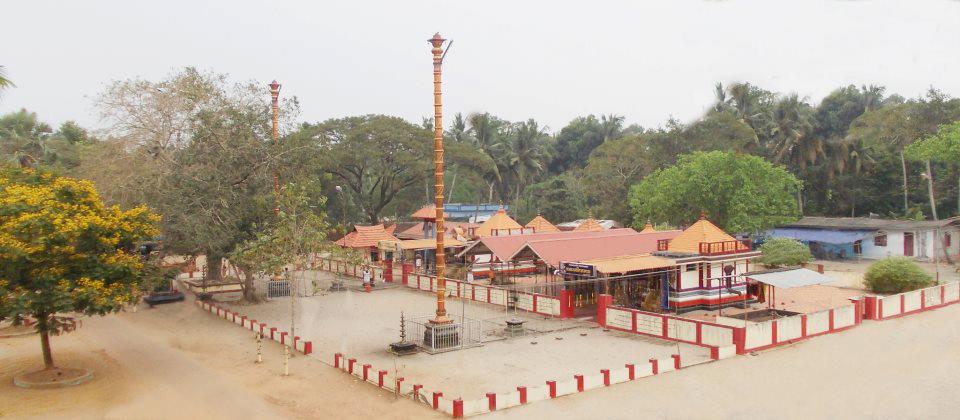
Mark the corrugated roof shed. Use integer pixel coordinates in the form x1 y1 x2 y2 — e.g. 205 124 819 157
784 216 960 231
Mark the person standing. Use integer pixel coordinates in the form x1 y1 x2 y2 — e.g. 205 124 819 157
362 268 371 288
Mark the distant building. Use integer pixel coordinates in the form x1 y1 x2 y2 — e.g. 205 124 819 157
556 218 620 231
770 216 960 261
443 203 508 222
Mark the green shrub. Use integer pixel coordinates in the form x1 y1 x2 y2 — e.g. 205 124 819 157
755 237 813 268
864 257 933 293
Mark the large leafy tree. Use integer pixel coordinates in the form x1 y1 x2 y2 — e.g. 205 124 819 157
300 115 431 224
87 68 298 282
629 151 801 233
231 181 334 304
0 167 159 370
549 114 624 173
514 173 587 224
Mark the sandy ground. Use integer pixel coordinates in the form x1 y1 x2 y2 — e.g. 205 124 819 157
816 259 960 289
0 296 435 420
220 271 710 398
486 302 960 419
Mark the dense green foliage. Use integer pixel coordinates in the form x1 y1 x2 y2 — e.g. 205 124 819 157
863 257 933 293
905 121 960 163
3 66 960 257
629 151 801 233
755 237 813 268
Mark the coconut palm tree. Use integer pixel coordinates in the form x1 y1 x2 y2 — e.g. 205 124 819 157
446 112 468 142
505 119 549 200
769 94 820 170
466 112 509 201
0 66 15 97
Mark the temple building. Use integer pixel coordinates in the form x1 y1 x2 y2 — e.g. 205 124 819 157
525 213 560 233
468 206 530 238
334 224 399 261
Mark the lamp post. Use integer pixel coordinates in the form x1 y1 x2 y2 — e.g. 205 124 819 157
270 80 281 217
429 33 451 326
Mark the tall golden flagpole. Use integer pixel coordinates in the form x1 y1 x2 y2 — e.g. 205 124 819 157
429 33 451 325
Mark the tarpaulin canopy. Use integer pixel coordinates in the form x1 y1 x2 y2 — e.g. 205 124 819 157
768 228 873 245
746 268 834 289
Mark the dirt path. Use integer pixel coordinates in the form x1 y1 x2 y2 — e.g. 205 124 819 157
0 297 435 420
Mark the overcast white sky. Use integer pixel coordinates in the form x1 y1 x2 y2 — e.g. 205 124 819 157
2 0 959 133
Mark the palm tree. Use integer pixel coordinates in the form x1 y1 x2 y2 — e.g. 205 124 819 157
0 66 15 97
446 113 468 142
769 94 820 170
505 119 549 200
466 113 508 201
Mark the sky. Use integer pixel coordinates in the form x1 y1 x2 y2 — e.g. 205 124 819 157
2 0 959 133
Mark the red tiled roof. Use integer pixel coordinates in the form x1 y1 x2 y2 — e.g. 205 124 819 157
335 224 399 248
508 230 682 267
459 228 668 263
411 205 448 220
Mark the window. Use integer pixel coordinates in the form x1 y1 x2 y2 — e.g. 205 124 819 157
657 239 670 251
874 234 887 247
853 240 862 255
685 264 697 271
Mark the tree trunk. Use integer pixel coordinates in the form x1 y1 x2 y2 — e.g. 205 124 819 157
926 160 938 220
487 182 494 203
38 314 54 369
796 186 804 215
239 264 258 302
207 254 223 283
900 152 909 214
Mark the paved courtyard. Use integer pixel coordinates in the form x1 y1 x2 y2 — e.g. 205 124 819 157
217 270 710 398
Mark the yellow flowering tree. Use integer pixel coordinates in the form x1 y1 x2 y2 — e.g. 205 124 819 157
0 167 159 370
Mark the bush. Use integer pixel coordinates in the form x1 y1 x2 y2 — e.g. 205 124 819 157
864 257 933 293
755 237 813 268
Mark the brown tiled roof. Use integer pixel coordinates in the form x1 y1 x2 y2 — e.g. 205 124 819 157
667 217 739 253
335 224 399 248
525 215 560 233
639 222 657 234
573 218 605 232
474 208 523 237
411 205 448 220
